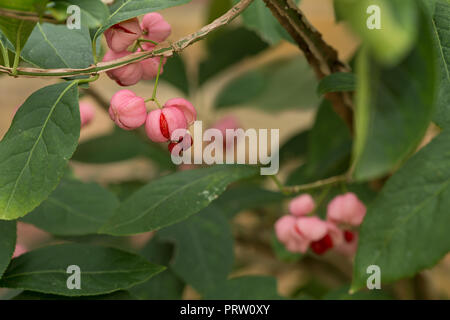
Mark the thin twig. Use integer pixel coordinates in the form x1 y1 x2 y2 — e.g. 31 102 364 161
0 0 255 78
283 175 348 194
0 8 61 24
263 0 354 132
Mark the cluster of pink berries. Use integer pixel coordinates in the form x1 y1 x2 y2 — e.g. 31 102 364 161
101 13 197 154
275 192 366 256
102 13 171 86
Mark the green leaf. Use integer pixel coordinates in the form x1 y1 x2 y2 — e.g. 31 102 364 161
0 221 16 279
100 165 259 235
94 0 191 41
207 0 232 24
287 101 351 185
0 81 80 220
72 129 174 170
306 101 352 177
12 290 135 300
130 237 184 300
215 57 319 111
0 0 47 50
233 0 300 44
160 53 190 96
334 0 419 65
52 0 109 28
21 22 94 69
0 243 165 296
279 130 309 165
431 0 450 128
317 72 356 95
20 179 119 236
351 9 438 181
205 276 282 300
352 130 450 291
198 27 268 85
323 285 392 300
213 185 285 218
158 206 233 295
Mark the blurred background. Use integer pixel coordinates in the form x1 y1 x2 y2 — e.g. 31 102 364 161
1 0 449 299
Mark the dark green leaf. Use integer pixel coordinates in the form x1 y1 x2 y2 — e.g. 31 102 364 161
215 57 319 111
72 128 174 170
52 0 109 28
279 130 309 165
12 290 135 300
198 27 268 85
352 130 450 291
233 0 300 44
21 179 119 236
0 81 80 220
213 185 285 218
287 101 351 185
160 53 189 95
0 243 165 296
0 221 16 278
130 237 184 300
317 72 356 95
431 0 450 128
21 22 94 69
158 206 233 295
205 276 282 299
351 9 438 180
323 285 392 300
207 0 232 24
100 165 259 235
0 0 47 49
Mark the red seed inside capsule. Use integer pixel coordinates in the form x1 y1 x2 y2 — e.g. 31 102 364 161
344 230 354 243
160 114 170 139
310 234 333 255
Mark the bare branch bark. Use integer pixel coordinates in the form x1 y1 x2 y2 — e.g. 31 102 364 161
263 0 354 131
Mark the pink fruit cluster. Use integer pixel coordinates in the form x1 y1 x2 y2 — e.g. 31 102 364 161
109 90 196 154
102 13 171 86
275 192 366 256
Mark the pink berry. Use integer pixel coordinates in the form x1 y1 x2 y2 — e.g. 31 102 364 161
327 192 367 227
79 102 95 128
109 90 147 130
145 106 187 143
288 194 315 217
140 56 166 80
275 215 310 253
140 13 171 49
335 231 359 256
13 244 27 258
105 18 142 52
164 98 197 126
103 50 144 86
275 215 297 244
